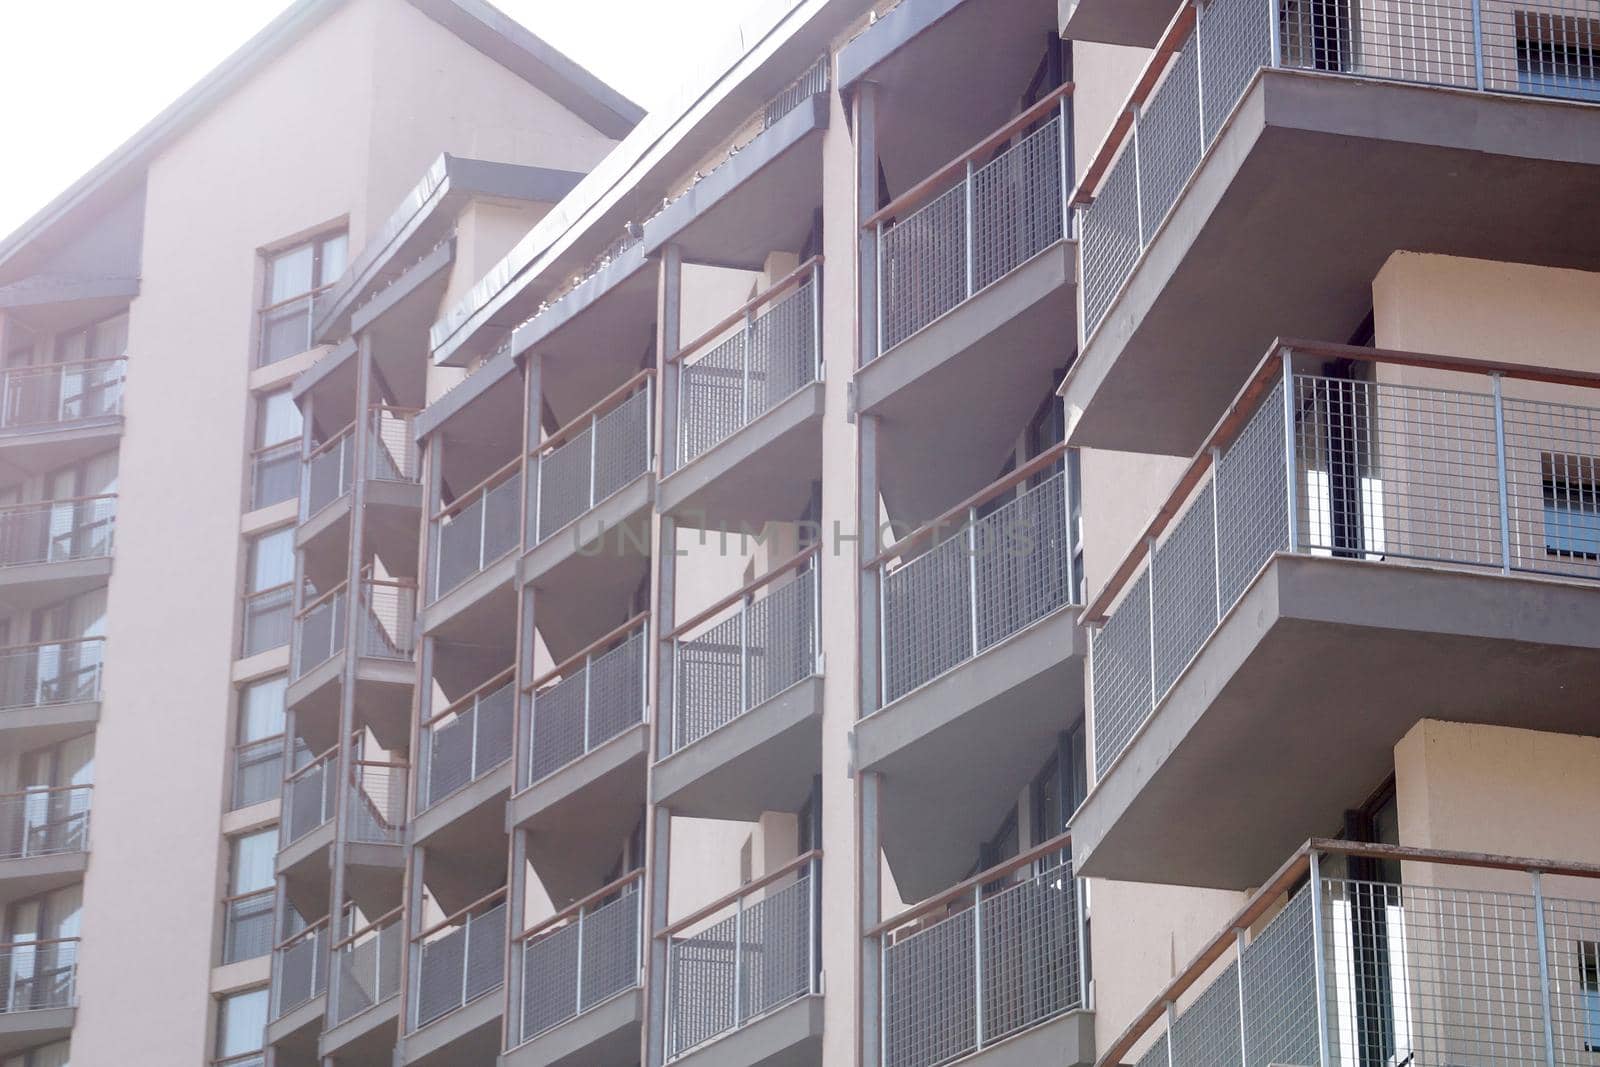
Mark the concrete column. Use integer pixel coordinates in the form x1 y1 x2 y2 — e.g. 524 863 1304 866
504 355 536 1052
657 245 683 477
643 805 671 1067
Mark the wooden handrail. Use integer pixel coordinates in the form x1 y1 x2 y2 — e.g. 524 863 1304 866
294 579 349 620
516 869 645 943
0 636 105 654
664 544 820 641
527 612 648 692
235 732 285 752
1082 336 1600 623
1070 3 1197 208
350 758 409 770
434 455 521 521
422 666 515 728
0 936 82 949
284 742 340 782
333 906 403 950
414 886 508 942
669 256 824 365
258 281 336 316
659 850 821 940
273 914 330 953
864 83 1075 229
868 829 1074 938
245 581 295 600
305 419 357 461
0 783 92 800
866 442 1069 570
251 438 300 459
221 887 276 906
0 492 118 513
533 369 656 455
1095 837 1600 1067
1 355 127 375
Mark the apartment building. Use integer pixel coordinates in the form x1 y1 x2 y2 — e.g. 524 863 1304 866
6 0 1600 1064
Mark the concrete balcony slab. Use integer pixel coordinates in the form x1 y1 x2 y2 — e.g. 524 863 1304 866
0 1006 75 1056
669 993 823 1067
319 991 400 1064
1059 0 1175 46
500 987 642 1067
0 556 112 613
0 850 88 899
0 700 98 752
403 985 502 1067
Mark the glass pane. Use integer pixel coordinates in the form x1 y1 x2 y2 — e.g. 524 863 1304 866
58 734 93 787
267 245 315 304
238 676 287 741
230 829 278 894
89 314 128 359
257 391 302 448
248 528 294 591
47 884 81 940
319 232 348 285
217 987 269 1057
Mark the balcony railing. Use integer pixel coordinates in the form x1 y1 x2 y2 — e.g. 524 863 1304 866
301 406 421 519
0 637 104 712
674 259 821 467
1076 0 1600 340
532 371 653 544
1100 839 1600 1067
283 745 338 845
272 917 329 1019
213 1054 265 1067
432 458 522 600
252 440 300 510
865 85 1073 361
0 495 116 568
764 52 830 128
875 830 1084 1067
346 759 406 844
242 583 294 658
409 888 507 1031
303 422 356 518
0 938 77 1013
1087 340 1600 779
222 888 275 964
259 286 331 367
868 446 1080 709
514 870 644 1046
330 907 402 1026
418 669 514 810
369 405 420 483
361 576 416 660
667 547 820 754
0 785 91 860
663 851 821 1060
293 582 346 678
231 735 284 810
0 357 125 431
525 614 648 786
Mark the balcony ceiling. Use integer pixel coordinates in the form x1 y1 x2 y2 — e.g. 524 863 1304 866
1060 0 1177 47
528 262 656 432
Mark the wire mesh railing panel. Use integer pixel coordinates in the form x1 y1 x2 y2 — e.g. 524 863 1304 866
223 890 275 964
465 903 507 1003
415 901 506 1029
1241 882 1319 1067
294 589 346 678
1080 141 1140 338
274 925 328 1018
484 470 523 565
679 333 746 465
537 426 593 540
0 640 103 711
305 433 355 517
981 861 1084 1046
1138 43 1202 247
745 568 816 709
588 628 647 752
242 586 294 657
582 886 642 1013
1091 570 1152 778
434 495 485 598
1491 1 1600 101
880 181 967 352
422 678 514 809
368 409 419 483
1539 894 1600 1063
973 469 1073 654
1198 0 1272 146
361 582 415 659
668 911 738 1057
1501 395 1600 580
0 359 125 429
253 442 300 509
1151 480 1218 698
522 921 581 1041
284 756 336 843
882 534 973 705
332 918 401 1024
1217 380 1289 611
0 941 77 1013
971 117 1065 292
0 787 92 859
527 670 587 783
1136 1031 1171 1067
675 612 744 750
593 387 651 504
884 910 977 1067
521 883 642 1043
740 876 812 1021
346 765 406 843
1170 959 1242 1067
530 626 650 783
746 279 818 425
231 737 283 809
0 497 117 569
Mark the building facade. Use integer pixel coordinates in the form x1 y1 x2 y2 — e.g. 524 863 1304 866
4 0 1600 1065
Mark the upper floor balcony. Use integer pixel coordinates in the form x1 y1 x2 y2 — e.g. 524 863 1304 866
0 936 78 1055
654 549 822 821
1065 0 1600 457
660 259 824 530
662 852 823 1067
268 915 329 1051
505 869 644 1067
288 574 417 750
426 457 521 642
874 830 1091 1067
299 406 422 583
1099 839 1600 1067
0 358 125 474
1076 341 1600 889
403 887 507 1065
414 667 514 848
278 743 406 919
321 905 402 1062
0 638 103 746
0 495 115 605
856 451 1085 899
0 784 91 897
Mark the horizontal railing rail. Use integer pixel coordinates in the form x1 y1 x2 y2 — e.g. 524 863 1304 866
865 85 1074 359
1088 338 1600 780
675 258 822 467
432 457 522 601
242 582 294 658
1100 839 1600 1067
0 636 104 712
272 916 329 1019
0 937 78 1013
525 613 649 785
874 829 1084 1067
282 744 338 844
514 870 645 1045
0 783 92 860
292 580 348 678
532 370 654 543
222 888 275 964
419 668 515 810
409 887 508 1031
662 851 821 1060
0 494 117 568
330 906 402 1025
259 284 334 367
0 356 126 430
668 546 821 754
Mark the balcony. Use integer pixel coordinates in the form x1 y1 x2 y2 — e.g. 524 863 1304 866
222 888 275 965
0 495 115 606
278 745 406 916
856 454 1084 899
875 832 1091 1067
505 871 644 1067
859 89 1076 524
1099 840 1600 1067
426 458 521 642
268 917 329 1051
322 907 402 1061
298 406 423 585
525 372 654 663
659 260 823 529
414 669 515 846
0 358 124 474
1076 341 1600 889
1059 0 1176 46
288 575 417 751
654 549 822 820
662 853 823 1066
0 937 77 1055
0 638 103 746
512 617 649 905
404 888 507 1065
0 785 91 896
1065 0 1600 456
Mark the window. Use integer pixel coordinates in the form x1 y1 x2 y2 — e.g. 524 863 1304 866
222 830 277 964
241 528 295 656
1544 453 1600 560
258 230 347 366
250 391 302 510
247 527 294 593
1 1040 70 1067
1518 13 1600 103
215 987 269 1060
1581 940 1600 1052
230 830 277 896
232 676 291 809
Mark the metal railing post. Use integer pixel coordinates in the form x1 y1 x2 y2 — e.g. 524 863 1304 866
671 639 681 753
1471 0 1486 90
733 896 745 1027
588 412 599 510
582 653 593 754
1057 96 1072 239
963 161 976 298
1308 851 1332 1067
1193 0 1207 136
1075 876 1090 1009
1492 373 1512 574
460 911 471 1009
1062 463 1078 605
645 377 656 471
973 884 986 1048
1267 0 1281 66
1234 928 1249 1065
1281 349 1299 553
741 311 754 427
879 935 889 1067
1210 449 1224 621
533 448 545 544
739 597 751 715
1130 107 1144 249
874 221 886 360
967 510 981 658
575 908 587 1014
675 355 686 470
810 264 823 381
807 855 820 995
640 619 651 725
1164 1001 1177 1067
469 698 481 782
878 561 890 707
1532 870 1558 1067
1146 536 1159 704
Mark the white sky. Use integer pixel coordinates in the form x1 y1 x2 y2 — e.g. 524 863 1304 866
0 0 763 238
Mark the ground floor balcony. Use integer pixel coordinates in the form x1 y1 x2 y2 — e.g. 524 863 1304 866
0 936 77 1055
0 494 114 609
403 888 507 1066
1064 0 1600 457
0 638 101 750
1077 342 1600 889
0 785 90 897
1100 840 1600 1067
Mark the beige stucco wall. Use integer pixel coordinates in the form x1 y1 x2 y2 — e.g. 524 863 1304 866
1071 41 1149 184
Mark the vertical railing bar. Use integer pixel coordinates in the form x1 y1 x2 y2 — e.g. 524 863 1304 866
1130 107 1144 250
582 653 593 755
973 883 986 1049
733 895 745 1028
587 413 599 510
963 161 976 298
1492 374 1512 574
1267 0 1282 66
1282 349 1299 553
1471 0 1486 90
1210 448 1223 621
740 596 751 717
575 907 586 1016
878 560 889 707
1057 97 1072 239
1164 1001 1177 1067
967 509 981 659
874 221 885 361
1234 927 1249 1067
1532 870 1558 1067
741 311 753 428
1145 536 1158 707
1309 850 1332 1067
